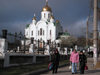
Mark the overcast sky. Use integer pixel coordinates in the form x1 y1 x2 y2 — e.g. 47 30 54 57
0 0 93 37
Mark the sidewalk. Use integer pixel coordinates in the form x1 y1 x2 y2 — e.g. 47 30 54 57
41 58 100 75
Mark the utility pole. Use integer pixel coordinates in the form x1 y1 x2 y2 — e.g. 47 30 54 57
86 18 89 47
93 0 98 66
86 0 93 50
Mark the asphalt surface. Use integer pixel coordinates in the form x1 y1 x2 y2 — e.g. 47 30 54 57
41 58 100 75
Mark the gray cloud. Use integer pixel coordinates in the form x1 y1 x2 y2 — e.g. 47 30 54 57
66 18 87 37
0 0 91 37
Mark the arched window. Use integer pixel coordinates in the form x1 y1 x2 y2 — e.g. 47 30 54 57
31 31 33 36
43 30 44 35
44 13 46 18
50 30 51 35
40 28 42 35
27 32 28 35
48 14 50 18
38 31 39 35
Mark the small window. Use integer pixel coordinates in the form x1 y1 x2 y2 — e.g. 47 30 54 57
43 31 44 35
50 30 51 35
48 14 50 18
43 30 44 35
38 31 39 35
40 28 42 35
26 32 28 35
31 31 33 36
44 13 46 18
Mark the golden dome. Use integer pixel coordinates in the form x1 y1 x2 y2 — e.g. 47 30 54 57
51 15 54 19
56 20 59 23
32 17 36 20
42 5 52 12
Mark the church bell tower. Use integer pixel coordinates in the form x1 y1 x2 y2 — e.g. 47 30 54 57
41 0 52 21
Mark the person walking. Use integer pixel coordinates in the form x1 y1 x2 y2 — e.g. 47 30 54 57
79 51 87 74
70 49 79 74
52 48 60 74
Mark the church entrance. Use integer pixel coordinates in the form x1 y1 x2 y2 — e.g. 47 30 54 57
39 42 43 48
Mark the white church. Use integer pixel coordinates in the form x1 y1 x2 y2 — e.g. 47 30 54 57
0 0 70 56
24 0 64 48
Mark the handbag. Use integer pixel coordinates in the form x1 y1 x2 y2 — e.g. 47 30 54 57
69 65 72 70
69 62 72 70
84 65 88 70
48 62 53 70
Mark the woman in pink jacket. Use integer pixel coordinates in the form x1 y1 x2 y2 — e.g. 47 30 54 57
70 49 79 74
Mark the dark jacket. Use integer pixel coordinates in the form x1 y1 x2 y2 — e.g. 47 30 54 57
79 54 87 64
52 52 60 65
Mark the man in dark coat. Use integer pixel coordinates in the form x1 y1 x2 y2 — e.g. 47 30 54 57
79 51 87 74
52 48 60 74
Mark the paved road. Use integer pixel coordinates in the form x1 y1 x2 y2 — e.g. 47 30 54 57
41 58 100 75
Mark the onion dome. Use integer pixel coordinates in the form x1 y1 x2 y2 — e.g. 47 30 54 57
42 0 52 12
50 15 54 22
56 20 59 23
32 17 36 20
32 14 36 20
50 15 54 19
42 5 52 12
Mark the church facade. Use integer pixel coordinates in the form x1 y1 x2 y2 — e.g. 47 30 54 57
25 1 63 47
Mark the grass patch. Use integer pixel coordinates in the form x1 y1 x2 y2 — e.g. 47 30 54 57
60 60 69 66
0 60 69 75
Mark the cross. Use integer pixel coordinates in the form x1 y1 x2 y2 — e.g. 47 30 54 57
46 0 48 5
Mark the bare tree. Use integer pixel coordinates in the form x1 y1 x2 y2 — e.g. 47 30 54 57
61 36 77 48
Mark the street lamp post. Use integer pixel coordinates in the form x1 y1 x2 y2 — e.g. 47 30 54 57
43 41 45 54
38 39 39 54
93 0 98 66
24 35 26 53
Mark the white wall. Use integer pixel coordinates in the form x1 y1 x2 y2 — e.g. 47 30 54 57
0 38 8 57
48 22 56 42
25 9 63 44
36 21 47 42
